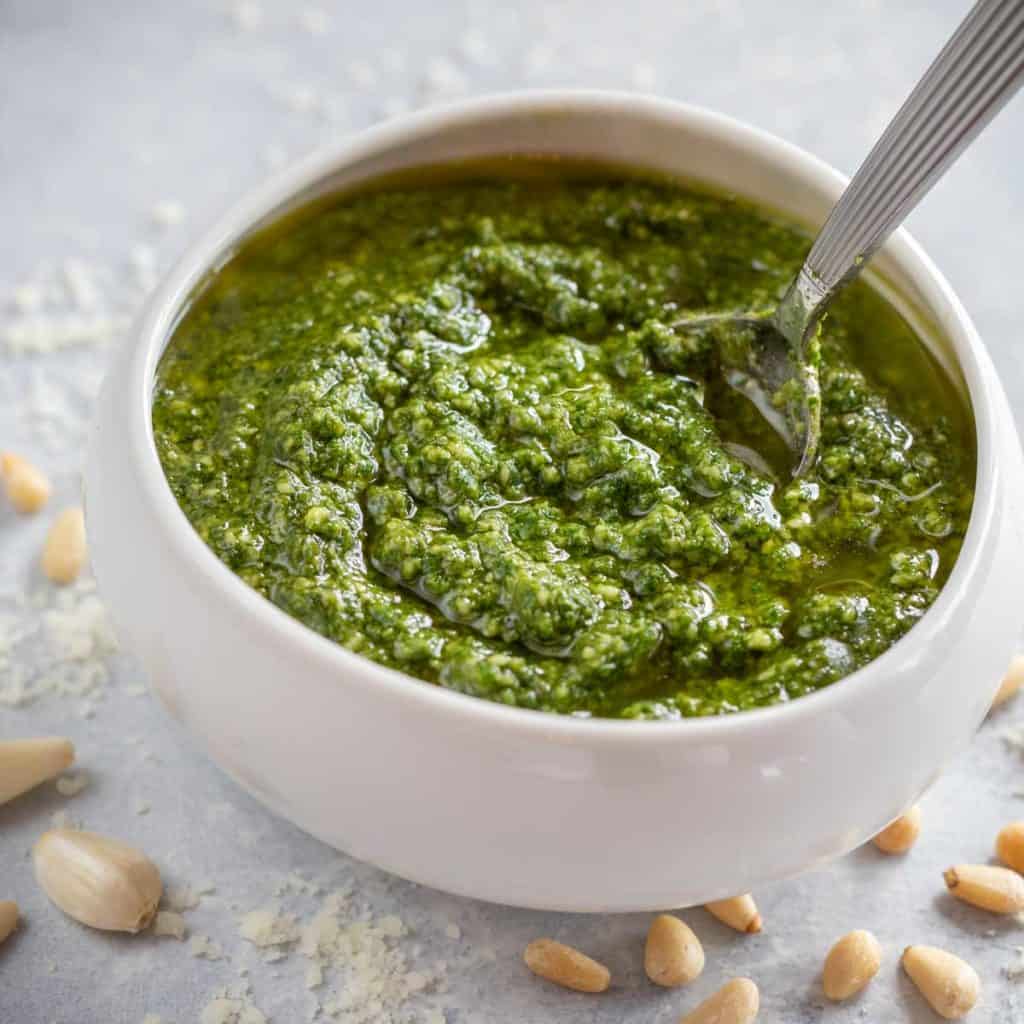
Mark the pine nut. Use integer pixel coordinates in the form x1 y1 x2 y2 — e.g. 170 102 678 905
822 929 881 1001
943 863 1024 914
902 945 979 1020
0 452 51 514
992 654 1024 709
873 805 921 854
41 506 87 584
996 821 1024 874
523 938 609 993
0 901 18 945
678 977 759 1024
644 913 704 988
704 894 762 933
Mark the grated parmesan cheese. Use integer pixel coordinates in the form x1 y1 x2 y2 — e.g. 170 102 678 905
0 579 119 711
239 907 300 948
55 773 88 797
200 992 267 1024
190 934 226 961
153 911 187 941
49 808 79 830
166 882 213 911
1006 947 1024 980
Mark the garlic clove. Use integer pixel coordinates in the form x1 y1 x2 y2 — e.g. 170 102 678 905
33 828 162 933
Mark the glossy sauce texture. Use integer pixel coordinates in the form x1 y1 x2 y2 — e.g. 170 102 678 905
152 164 974 718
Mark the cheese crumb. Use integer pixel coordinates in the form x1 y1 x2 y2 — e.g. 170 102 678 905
1007 947 1024 979
190 934 225 961
200 993 266 1024
153 911 187 940
49 809 78 830
55 773 88 797
239 907 300 947
166 885 204 911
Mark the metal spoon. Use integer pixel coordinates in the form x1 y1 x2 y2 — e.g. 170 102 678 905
699 0 1024 479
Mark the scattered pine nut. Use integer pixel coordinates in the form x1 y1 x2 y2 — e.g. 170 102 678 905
0 737 75 806
678 977 759 1024
902 945 979 1020
822 929 882 1001
33 828 162 933
0 452 51 514
704 894 762 933
992 654 1024 709
996 821 1024 874
644 913 704 988
872 805 922 854
0 901 18 945
41 507 87 584
523 938 610 993
943 863 1024 914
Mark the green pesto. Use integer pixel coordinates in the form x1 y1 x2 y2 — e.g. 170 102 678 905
152 165 975 719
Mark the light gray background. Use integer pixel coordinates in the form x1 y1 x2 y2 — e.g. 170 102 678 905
2 1 1024 1021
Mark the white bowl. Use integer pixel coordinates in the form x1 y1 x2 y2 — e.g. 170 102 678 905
86 91 1024 912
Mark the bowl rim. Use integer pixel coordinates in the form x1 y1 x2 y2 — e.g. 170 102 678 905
125 88 996 743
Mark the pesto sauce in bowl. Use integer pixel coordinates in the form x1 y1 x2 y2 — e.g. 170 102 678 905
152 163 975 720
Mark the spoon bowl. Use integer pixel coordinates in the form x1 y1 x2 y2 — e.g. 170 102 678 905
743 0 1023 477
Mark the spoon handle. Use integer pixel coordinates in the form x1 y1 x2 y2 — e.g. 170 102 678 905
779 0 1024 340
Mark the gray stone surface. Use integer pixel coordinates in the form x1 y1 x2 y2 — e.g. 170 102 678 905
2 1 1024 1021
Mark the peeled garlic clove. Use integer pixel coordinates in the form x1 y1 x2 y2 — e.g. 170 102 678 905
0 737 75 806
33 829 162 933
704 894 762 933
0 901 18 945
902 945 979 1020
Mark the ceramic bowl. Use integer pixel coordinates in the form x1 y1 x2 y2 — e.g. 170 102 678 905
85 91 1024 911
